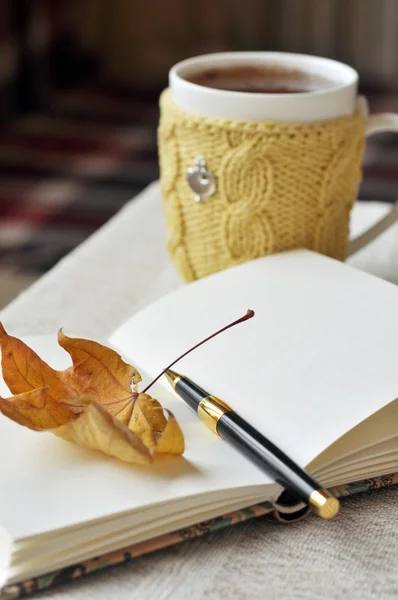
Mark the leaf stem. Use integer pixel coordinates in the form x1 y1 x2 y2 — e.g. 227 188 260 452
142 309 255 394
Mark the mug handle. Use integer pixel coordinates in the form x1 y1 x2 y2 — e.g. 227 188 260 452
347 99 398 257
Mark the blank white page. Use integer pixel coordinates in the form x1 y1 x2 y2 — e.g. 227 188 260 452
110 250 398 472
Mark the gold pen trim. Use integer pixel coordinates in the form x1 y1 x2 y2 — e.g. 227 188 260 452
198 396 233 435
309 490 340 519
164 369 181 390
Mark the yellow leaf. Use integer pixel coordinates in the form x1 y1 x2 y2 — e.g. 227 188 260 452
155 410 185 455
0 388 76 431
57 330 142 417
0 324 141 415
0 323 185 464
53 398 152 464
0 323 70 398
128 394 184 455
128 393 167 449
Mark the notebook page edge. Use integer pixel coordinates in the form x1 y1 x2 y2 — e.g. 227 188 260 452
5 492 271 586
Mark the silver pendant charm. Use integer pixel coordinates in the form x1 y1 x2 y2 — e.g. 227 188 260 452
187 157 216 203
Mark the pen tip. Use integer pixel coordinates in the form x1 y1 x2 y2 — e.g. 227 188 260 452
164 369 182 390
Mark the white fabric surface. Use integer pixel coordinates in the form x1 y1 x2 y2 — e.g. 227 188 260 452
1 182 397 599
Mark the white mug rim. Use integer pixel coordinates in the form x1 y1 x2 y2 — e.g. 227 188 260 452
169 51 359 122
170 51 358 101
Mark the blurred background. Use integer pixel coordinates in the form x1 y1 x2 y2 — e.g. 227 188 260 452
0 0 398 307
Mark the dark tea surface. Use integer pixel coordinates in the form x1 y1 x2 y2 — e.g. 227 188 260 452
185 65 335 94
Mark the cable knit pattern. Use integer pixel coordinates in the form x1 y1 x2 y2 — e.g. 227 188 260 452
158 89 365 281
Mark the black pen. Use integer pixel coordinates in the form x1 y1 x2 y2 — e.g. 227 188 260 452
165 369 339 519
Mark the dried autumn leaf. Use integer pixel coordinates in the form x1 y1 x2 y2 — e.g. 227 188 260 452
53 398 152 465
0 323 185 464
128 393 167 449
57 330 142 417
0 388 76 431
127 393 185 454
0 324 141 414
155 411 185 455
0 323 70 398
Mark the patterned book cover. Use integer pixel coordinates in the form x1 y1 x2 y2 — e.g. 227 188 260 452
1 472 397 600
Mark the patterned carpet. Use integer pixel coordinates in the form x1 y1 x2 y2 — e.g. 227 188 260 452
0 86 397 279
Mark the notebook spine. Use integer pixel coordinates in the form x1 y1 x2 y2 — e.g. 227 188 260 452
272 490 311 523
273 471 398 522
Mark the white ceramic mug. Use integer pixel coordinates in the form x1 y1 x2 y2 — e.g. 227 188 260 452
169 52 398 254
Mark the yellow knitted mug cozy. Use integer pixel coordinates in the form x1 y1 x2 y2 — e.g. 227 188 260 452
158 89 365 282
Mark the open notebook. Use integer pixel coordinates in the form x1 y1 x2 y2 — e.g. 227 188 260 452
1 250 397 597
